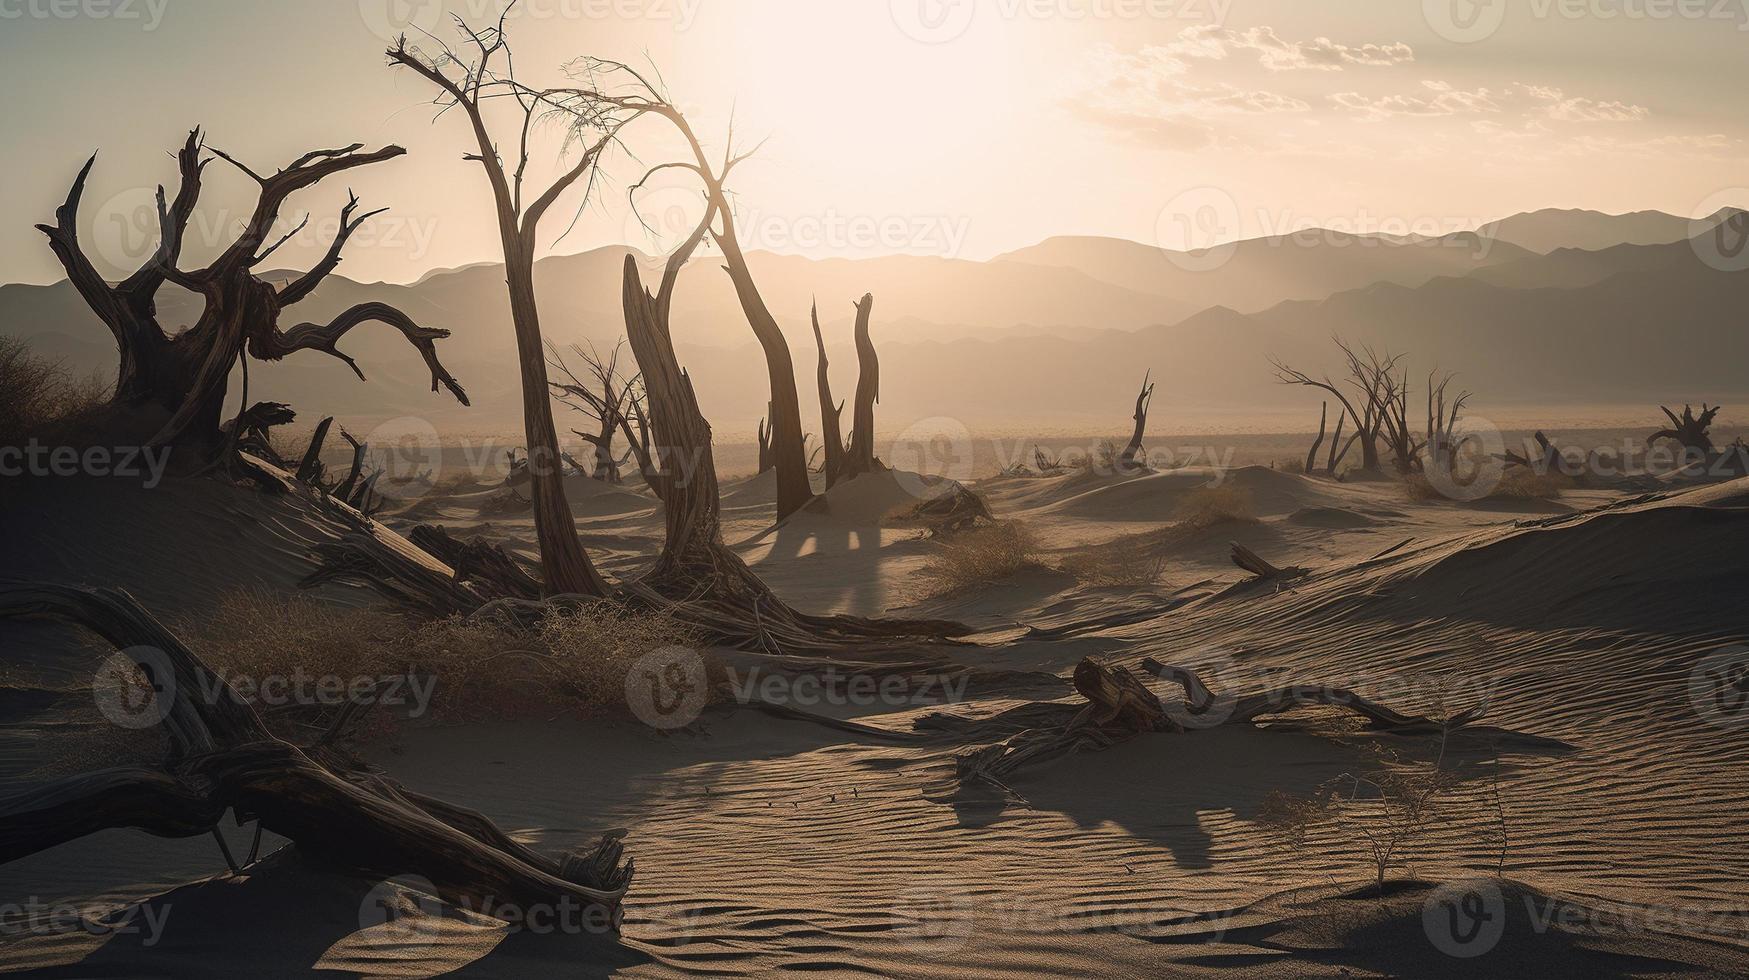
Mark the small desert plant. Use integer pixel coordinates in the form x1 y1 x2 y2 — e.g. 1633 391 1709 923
1059 549 1169 588
919 521 1043 595
1280 457 1308 475
181 589 702 732
1404 466 1569 502
1172 484 1256 528
0 336 110 447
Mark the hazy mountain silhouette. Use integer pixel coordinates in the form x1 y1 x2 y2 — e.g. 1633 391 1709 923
3 220 1745 436
994 230 1534 314
1481 206 1746 254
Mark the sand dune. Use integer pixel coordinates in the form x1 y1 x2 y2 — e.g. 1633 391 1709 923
5 466 1749 977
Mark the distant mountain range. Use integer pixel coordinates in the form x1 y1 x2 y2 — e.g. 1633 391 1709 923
1479 207 1745 255
3 207 1745 436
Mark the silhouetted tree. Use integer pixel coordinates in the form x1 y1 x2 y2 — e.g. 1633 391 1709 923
37 130 466 458
388 12 624 595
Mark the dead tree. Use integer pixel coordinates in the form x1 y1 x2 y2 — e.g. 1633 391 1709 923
811 301 847 488
1273 337 1403 473
613 185 967 649
389 15 621 597
1648 403 1720 457
37 130 467 460
842 293 883 479
549 340 640 483
552 65 814 518
1118 370 1154 470
1423 372 1471 472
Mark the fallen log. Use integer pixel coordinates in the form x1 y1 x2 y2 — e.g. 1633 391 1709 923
0 583 632 925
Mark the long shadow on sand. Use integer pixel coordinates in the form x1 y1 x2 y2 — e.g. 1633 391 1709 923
958 722 1572 872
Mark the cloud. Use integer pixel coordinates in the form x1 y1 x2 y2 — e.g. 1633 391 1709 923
1163 25 1415 71
1068 42 1312 148
1331 81 1649 123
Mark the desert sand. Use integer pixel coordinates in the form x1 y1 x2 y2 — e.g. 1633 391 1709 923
5 445 1749 979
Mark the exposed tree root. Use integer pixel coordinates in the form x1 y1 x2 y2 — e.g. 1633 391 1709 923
0 583 632 925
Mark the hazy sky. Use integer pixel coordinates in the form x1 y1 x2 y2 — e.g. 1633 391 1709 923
2 0 1746 285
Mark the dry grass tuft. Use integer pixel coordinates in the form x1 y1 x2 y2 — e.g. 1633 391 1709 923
1172 484 1258 528
0 336 110 447
1404 466 1570 502
919 521 1044 595
1058 550 1168 588
180 589 702 733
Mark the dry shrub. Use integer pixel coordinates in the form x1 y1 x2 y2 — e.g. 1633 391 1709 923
181 589 701 732
1489 467 1570 500
1059 550 1168 588
919 521 1043 595
1280 457 1308 475
0 336 110 447
1404 467 1569 502
1172 483 1257 528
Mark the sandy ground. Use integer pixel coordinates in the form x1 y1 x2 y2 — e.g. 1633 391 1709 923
5 454 1749 977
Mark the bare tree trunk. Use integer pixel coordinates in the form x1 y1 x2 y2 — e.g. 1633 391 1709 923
1305 401 1327 474
1118 371 1154 469
811 302 847 488
714 227 813 518
843 293 882 479
503 247 605 596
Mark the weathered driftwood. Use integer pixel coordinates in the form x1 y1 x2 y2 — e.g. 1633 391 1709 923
294 416 334 486
1648 403 1720 456
1504 430 1561 472
1230 542 1308 581
0 584 632 924
943 655 1486 787
408 524 543 602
